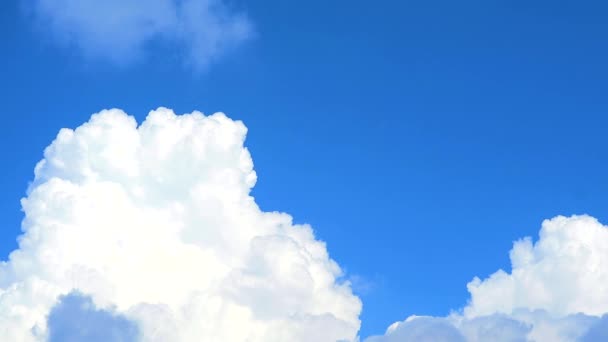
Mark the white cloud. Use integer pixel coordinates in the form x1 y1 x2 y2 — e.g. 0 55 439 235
365 311 608 342
580 315 608 341
48 291 139 342
366 215 608 342
365 316 467 342
5 107 608 342
0 108 361 341
25 0 251 68
466 215 608 318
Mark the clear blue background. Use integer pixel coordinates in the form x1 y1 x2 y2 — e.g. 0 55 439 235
2 0 608 338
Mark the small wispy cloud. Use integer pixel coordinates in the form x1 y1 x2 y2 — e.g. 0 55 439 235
24 0 252 69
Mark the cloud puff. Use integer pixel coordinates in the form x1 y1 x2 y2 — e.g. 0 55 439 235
365 316 467 342
0 108 361 341
466 215 608 318
366 215 608 342
48 292 139 342
24 0 251 68
365 311 608 342
580 315 608 341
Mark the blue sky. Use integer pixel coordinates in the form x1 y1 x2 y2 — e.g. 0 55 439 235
2 0 608 340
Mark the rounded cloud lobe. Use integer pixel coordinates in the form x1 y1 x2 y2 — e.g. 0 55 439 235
0 108 361 341
367 215 608 342
466 215 608 318
48 292 139 342
25 0 251 68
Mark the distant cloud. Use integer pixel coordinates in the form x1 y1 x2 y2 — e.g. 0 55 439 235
24 0 251 68
48 292 139 342
366 316 467 342
580 315 608 342
0 108 361 341
366 215 608 342
365 311 607 342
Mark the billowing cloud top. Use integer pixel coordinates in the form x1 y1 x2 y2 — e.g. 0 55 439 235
466 215 608 318
25 0 251 68
0 108 361 341
366 215 608 342
3 107 608 342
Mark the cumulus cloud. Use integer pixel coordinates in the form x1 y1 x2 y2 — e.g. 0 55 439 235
466 215 608 318
48 292 139 342
580 315 608 341
366 215 608 342
5 107 608 342
0 108 361 341
24 0 251 68
365 316 467 342
365 311 608 342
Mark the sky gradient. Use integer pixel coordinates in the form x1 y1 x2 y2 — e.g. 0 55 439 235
2 1 608 340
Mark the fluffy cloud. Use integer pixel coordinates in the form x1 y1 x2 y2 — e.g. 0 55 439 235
365 316 467 342
366 215 608 342
365 311 608 342
24 0 251 68
5 107 608 342
466 215 608 318
48 292 139 342
0 108 361 341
